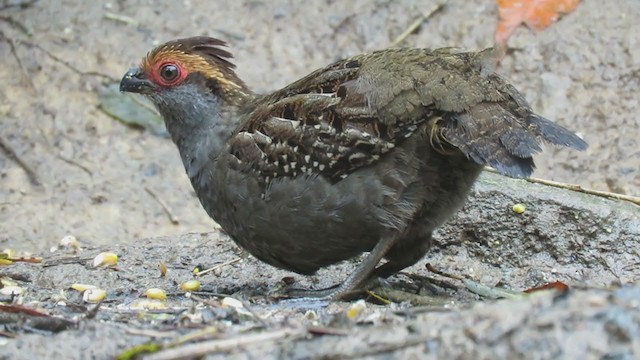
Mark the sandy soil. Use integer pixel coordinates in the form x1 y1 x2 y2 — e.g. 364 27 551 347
1 0 638 252
1 172 639 359
0 0 639 359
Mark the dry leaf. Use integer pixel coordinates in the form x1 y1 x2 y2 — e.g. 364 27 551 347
524 280 570 294
495 0 580 49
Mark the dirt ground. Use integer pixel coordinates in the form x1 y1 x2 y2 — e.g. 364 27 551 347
0 0 639 359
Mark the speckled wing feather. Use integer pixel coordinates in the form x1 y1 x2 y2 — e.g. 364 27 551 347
227 47 587 183
227 54 431 184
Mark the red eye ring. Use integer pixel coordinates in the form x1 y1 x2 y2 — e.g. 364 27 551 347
157 63 182 86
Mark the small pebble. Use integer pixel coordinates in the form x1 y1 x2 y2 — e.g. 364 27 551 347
221 297 244 309
0 286 25 296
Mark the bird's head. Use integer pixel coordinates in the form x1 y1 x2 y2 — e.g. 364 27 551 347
120 37 251 112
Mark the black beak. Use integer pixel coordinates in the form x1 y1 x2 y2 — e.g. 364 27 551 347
120 67 153 93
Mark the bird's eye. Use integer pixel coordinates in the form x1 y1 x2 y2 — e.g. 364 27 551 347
159 64 180 83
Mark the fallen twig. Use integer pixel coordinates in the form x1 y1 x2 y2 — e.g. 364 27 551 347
0 136 41 186
125 328 180 339
369 287 453 306
145 187 180 225
169 326 220 347
103 12 139 26
58 154 93 176
185 293 221 308
17 39 115 80
0 304 48 317
0 16 31 36
306 325 350 336
141 327 305 360
484 167 640 206
42 256 93 268
394 305 453 317
194 258 241 277
391 0 446 47
0 29 35 88
425 263 524 300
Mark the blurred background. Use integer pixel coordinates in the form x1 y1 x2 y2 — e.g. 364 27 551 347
0 0 638 251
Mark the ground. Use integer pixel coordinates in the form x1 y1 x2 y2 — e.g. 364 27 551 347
0 0 639 359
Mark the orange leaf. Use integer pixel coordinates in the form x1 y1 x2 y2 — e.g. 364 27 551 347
523 280 570 294
495 0 580 50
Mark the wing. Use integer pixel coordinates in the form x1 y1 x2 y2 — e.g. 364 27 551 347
227 47 587 185
227 52 435 184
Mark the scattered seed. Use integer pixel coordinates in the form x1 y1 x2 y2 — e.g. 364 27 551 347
71 283 97 292
346 299 366 320
304 310 318 320
145 288 167 300
83 288 106 303
159 262 167 277
512 203 526 214
92 252 118 267
221 297 244 309
1 249 16 258
180 280 201 292
60 235 79 249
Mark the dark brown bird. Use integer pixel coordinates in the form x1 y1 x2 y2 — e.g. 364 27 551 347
120 37 587 299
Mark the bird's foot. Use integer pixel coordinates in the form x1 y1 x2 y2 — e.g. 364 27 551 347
283 276 389 301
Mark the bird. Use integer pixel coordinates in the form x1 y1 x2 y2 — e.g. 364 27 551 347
120 37 587 300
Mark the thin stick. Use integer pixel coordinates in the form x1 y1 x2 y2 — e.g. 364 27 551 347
103 12 139 26
391 1 446 47
194 258 241 277
145 187 180 225
17 39 115 80
0 136 41 186
0 30 35 89
0 16 32 36
126 328 180 339
58 154 93 176
484 168 640 206
142 328 305 360
306 325 350 336
370 287 452 306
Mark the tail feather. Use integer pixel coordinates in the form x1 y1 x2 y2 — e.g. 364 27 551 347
499 128 542 158
528 114 588 150
440 103 587 179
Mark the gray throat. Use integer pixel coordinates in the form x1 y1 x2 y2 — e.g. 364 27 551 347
171 121 234 179
152 85 238 179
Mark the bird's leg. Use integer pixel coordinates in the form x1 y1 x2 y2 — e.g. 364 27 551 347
370 232 433 279
288 231 401 300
